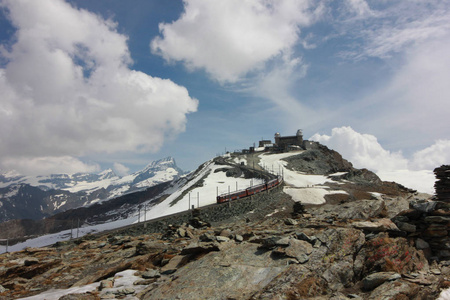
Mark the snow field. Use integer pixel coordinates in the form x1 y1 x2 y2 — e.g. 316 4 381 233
142 160 265 221
258 151 346 204
18 269 144 300
284 188 348 205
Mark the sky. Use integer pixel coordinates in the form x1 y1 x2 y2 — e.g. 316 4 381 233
0 0 449 193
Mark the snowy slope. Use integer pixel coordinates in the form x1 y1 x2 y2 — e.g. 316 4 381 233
258 151 348 205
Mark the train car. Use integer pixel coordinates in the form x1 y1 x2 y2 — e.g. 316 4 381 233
216 189 247 203
246 183 266 196
216 176 282 204
266 178 279 189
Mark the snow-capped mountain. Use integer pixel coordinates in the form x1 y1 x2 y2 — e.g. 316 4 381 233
0 157 184 222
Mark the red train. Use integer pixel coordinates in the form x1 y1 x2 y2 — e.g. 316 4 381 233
216 177 282 204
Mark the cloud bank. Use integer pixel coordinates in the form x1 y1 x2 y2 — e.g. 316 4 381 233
311 126 450 194
0 0 198 175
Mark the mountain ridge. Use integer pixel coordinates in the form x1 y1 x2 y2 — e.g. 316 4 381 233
0 156 184 223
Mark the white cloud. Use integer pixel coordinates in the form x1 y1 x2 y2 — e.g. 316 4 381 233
376 170 435 195
344 0 375 19
339 1 450 59
1 156 100 176
310 127 450 194
310 126 408 172
410 140 450 171
151 0 322 83
0 0 198 175
113 162 130 177
351 33 450 149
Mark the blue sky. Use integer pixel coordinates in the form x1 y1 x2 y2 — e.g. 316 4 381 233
0 0 449 193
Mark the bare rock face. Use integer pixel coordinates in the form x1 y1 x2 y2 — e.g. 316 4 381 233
141 242 288 300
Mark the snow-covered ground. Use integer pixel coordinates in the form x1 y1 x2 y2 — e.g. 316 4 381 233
143 159 265 221
2 217 138 253
258 151 345 204
18 269 144 300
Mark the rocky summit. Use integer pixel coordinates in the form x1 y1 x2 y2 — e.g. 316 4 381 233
0 146 449 299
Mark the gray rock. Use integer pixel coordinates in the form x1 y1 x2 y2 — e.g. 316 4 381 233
368 280 419 299
296 232 317 244
323 257 354 290
415 238 430 250
141 243 288 300
260 236 282 249
275 237 291 246
362 272 401 291
24 257 39 266
99 279 114 290
424 216 450 223
410 200 437 213
181 241 220 255
161 255 186 274
134 279 157 285
284 218 298 225
284 239 313 263
235 234 244 242
199 232 215 242
0 285 7 293
219 229 232 238
216 236 230 243
135 241 166 255
351 219 399 232
309 200 386 220
116 287 135 295
142 269 160 279
185 228 195 239
396 221 416 233
177 227 186 237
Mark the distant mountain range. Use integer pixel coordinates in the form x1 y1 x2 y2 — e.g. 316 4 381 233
0 157 184 222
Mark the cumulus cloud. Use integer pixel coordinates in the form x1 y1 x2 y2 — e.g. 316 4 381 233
310 126 408 172
151 0 322 83
310 126 450 194
1 156 100 176
410 140 450 171
0 0 198 175
113 162 130 177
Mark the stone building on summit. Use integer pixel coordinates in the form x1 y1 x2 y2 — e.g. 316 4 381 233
274 129 304 151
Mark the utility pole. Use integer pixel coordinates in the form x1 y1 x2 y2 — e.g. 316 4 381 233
138 205 141 223
70 219 73 240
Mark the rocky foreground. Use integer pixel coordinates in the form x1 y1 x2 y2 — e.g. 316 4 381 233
0 188 449 300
